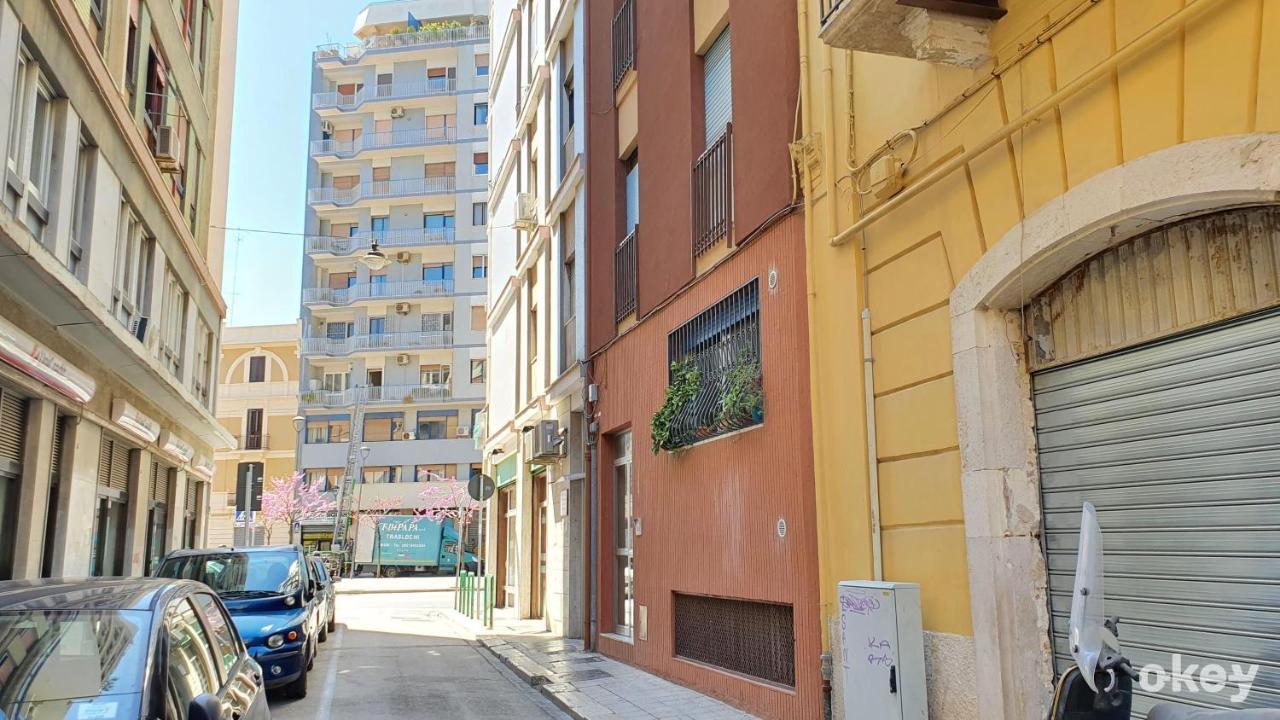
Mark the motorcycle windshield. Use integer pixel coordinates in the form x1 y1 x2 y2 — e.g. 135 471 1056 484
1069 501 1107 691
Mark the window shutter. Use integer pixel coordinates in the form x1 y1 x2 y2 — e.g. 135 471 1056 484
186 477 198 515
151 461 170 504
50 414 64 482
98 435 131 493
702 27 732 149
0 388 27 476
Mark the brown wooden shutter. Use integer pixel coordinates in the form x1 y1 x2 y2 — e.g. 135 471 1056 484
151 461 170 504
98 435 131 493
0 387 27 475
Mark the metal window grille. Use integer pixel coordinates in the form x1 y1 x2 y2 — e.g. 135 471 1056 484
615 227 637 320
673 593 795 687
612 0 635 89
692 124 732 258
664 280 762 448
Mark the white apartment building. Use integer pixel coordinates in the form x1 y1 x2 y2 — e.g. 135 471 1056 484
483 0 585 637
298 0 490 544
0 0 238 580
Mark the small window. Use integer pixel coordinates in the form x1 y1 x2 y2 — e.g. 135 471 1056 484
415 463 452 481
425 213 455 230
473 152 489 175
423 264 454 283
471 306 486 331
472 255 488 279
247 356 265 382
474 102 488 125
420 364 451 385
470 359 486 383
475 53 490 76
362 466 399 484
472 202 487 226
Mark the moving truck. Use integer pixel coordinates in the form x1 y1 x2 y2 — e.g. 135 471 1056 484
351 515 475 577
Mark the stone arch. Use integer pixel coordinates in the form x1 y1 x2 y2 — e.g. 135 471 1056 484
948 133 1280 720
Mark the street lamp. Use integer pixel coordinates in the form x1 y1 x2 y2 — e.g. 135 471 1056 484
291 415 305 433
360 242 391 271
360 445 372 461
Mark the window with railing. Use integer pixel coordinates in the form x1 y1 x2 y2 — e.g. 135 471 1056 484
656 280 761 450
612 0 635 89
692 123 732 258
614 227 636 321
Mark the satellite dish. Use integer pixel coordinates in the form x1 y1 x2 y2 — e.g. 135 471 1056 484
468 471 495 502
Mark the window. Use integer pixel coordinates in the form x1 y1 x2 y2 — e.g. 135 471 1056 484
193 319 214 405
422 312 452 333
248 356 266 382
192 593 239 683
624 151 639 235
420 364 451 385
164 598 221 718
371 215 389 235
125 18 139 96
468 463 482 481
471 306 486 331
7 50 29 173
363 415 403 443
362 466 399 484
702 26 733 148
415 464 452 482
472 202 487 226
613 431 634 636
425 161 454 178
561 211 577 372
425 212 455 230
88 0 108 47
426 113 456 140
197 2 213 85
159 266 188 377
473 102 488 125
328 271 356 289
470 359 486 383
113 203 154 332
306 417 350 444
426 66 455 91
368 317 386 335
305 468 343 492
325 322 353 340
423 263 454 283
473 152 488 175
244 409 263 449
27 79 53 200
69 138 96 276
475 53 490 76
321 372 348 392
472 255 488 279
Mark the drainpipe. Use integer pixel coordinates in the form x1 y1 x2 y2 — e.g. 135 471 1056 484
862 306 882 581
584 368 599 650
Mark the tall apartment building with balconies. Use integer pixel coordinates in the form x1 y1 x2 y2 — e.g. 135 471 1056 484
298 0 489 528
0 0 238 581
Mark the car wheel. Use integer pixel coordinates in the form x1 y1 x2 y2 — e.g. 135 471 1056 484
285 665 308 699
319 622 328 643
383 566 400 578
327 615 336 633
307 641 315 671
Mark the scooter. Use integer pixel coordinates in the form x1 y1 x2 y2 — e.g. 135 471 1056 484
1049 502 1279 720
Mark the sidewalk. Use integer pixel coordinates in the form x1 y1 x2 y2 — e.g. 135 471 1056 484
456 612 756 720
334 576 456 594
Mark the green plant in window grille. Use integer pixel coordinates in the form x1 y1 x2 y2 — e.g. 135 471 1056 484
716 350 763 431
650 359 700 454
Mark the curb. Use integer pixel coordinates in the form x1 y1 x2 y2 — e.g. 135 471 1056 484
479 637 587 720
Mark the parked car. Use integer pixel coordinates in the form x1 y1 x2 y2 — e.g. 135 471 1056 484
155 545 322 699
0 577 270 720
308 555 337 640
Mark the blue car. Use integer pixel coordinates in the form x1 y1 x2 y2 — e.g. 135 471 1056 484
156 545 321 699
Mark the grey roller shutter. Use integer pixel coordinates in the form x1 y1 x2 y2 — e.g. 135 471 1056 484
702 27 731 149
97 435 131 493
49 414 63 481
186 477 197 515
0 387 27 478
1035 308 1280 716
151 461 170 504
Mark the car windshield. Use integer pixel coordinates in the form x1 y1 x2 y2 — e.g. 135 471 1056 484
157 551 302 597
0 609 149 719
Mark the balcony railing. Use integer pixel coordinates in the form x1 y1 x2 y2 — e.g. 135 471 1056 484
302 279 455 306
313 78 459 111
234 434 270 451
615 227 637 321
306 228 455 256
692 123 733 258
612 0 635 89
311 128 469 158
219 381 298 399
299 383 452 408
301 331 454 357
314 23 490 63
308 176 457 206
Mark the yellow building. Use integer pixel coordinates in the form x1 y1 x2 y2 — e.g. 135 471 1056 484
798 0 1280 716
211 324 302 546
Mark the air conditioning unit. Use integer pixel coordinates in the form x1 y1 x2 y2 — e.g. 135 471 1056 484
395 251 411 263
390 106 406 118
396 353 410 366
530 419 564 461
129 316 149 342
153 127 180 173
320 120 335 134
455 426 470 438
514 192 539 230
401 431 416 440
394 302 411 315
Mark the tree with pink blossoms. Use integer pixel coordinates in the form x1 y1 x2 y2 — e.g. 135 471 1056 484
259 472 337 544
357 495 402 527
417 473 482 580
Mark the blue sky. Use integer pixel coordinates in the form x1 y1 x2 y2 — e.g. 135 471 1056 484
221 1 372 327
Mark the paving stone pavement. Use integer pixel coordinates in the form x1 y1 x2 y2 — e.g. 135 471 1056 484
480 635 758 720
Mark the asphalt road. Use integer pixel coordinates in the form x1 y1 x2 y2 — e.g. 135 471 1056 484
268 584 565 719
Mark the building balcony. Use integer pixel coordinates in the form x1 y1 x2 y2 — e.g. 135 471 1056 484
615 227 637 320
313 78 471 112
314 23 490 64
305 228 455 257
612 0 635 89
302 279 455 306
307 176 462 207
299 383 452 408
218 381 298 399
311 128 477 160
232 434 272 451
301 331 455 357
692 124 733 259
818 0 1003 67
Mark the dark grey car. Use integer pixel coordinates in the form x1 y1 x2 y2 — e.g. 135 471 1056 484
0 577 270 720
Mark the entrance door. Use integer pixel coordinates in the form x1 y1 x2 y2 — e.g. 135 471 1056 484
0 385 27 581
499 485 516 607
1036 308 1280 713
530 470 547 619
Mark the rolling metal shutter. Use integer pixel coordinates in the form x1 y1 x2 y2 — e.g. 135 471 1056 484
0 387 27 478
97 435 131 493
151 461 170 504
186 477 197 515
49 414 64 482
702 27 732 148
1036 307 1280 716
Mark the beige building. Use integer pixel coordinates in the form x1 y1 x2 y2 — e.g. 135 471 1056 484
0 0 239 580
210 323 300 547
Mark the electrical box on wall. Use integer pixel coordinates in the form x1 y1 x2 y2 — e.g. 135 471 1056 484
837 581 926 720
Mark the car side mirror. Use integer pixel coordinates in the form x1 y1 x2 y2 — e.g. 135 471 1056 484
188 693 222 720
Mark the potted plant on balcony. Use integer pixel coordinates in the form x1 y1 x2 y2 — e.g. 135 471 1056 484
650 359 700 454
716 351 763 431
